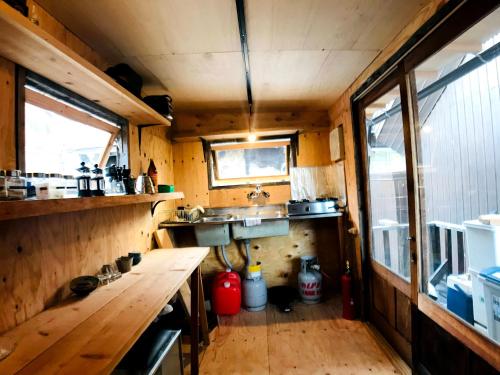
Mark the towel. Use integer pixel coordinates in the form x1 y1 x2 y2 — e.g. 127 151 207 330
244 217 262 227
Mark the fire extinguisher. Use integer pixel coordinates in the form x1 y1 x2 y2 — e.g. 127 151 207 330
341 261 355 320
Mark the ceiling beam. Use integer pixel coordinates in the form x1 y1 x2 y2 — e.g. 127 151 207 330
172 110 330 142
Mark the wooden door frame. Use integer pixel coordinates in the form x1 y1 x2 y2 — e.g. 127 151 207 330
351 0 500 370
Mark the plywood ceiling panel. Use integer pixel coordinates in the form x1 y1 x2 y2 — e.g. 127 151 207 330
37 0 431 110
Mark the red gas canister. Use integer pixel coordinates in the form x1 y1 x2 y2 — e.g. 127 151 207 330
212 269 241 315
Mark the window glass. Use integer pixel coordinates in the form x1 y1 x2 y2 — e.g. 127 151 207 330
415 8 500 344
365 86 410 280
210 139 290 187
25 92 117 175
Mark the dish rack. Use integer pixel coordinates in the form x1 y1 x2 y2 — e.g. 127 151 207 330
164 208 201 223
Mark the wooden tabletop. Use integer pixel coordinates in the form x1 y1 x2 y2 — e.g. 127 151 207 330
0 247 209 375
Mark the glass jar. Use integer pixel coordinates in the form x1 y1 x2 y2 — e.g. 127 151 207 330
33 172 49 200
21 172 36 199
0 170 7 200
64 175 78 198
48 173 65 199
6 170 27 200
76 162 91 197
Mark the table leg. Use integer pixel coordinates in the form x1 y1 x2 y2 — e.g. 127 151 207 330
190 266 200 375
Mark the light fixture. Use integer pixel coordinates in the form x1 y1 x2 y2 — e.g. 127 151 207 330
248 133 257 142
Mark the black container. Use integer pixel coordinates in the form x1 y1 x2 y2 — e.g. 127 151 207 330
105 64 143 98
143 95 174 121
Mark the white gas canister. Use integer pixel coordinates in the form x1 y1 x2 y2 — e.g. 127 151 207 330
298 255 322 304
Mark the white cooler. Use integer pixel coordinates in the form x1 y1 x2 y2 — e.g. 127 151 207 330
464 220 500 331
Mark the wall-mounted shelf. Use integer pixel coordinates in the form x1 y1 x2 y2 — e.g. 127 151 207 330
0 2 170 126
0 192 184 221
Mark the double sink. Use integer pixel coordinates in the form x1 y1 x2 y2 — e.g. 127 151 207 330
191 205 290 245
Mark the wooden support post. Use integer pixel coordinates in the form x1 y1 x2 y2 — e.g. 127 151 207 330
190 266 200 375
457 231 465 273
383 229 391 267
428 223 440 273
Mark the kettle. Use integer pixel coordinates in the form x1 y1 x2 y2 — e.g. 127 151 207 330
135 173 155 194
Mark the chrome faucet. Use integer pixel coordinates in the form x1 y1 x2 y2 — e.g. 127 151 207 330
247 184 270 200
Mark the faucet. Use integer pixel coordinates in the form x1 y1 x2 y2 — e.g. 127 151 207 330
247 184 270 200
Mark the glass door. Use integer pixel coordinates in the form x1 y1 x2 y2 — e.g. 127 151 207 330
358 71 417 363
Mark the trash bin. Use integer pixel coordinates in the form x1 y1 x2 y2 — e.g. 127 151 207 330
480 267 500 343
113 328 183 375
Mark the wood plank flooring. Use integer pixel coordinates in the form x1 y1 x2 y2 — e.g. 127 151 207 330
200 297 409 375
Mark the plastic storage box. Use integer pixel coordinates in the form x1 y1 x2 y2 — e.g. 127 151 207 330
480 267 500 343
446 273 473 324
464 220 500 330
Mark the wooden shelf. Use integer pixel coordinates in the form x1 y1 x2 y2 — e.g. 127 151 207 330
0 192 184 221
0 248 209 375
0 2 170 126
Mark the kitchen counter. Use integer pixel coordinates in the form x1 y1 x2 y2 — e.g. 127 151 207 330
159 211 343 228
0 247 209 375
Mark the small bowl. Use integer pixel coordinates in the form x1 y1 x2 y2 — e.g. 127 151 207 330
128 252 142 266
116 256 133 273
70 276 99 296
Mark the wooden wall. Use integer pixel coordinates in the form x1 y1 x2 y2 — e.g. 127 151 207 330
0 2 175 334
173 130 332 208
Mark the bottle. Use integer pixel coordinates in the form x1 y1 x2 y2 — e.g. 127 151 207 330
147 159 158 187
6 170 27 200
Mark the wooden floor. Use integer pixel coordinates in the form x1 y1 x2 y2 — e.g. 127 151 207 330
199 297 409 375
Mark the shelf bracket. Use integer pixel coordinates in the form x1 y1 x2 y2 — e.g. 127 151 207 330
151 200 165 216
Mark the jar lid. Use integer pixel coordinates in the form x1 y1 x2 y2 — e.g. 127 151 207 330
0 169 5 177
49 173 63 178
6 170 21 177
21 172 34 178
32 172 47 178
63 175 74 179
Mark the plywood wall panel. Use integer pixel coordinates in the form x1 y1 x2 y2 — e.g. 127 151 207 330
172 219 341 289
297 131 331 167
0 57 15 170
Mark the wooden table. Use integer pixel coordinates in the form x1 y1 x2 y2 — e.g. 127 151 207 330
0 247 209 375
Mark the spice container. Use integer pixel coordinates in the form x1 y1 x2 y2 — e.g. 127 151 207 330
64 175 78 197
90 164 105 196
33 173 49 199
0 170 7 200
76 162 91 197
6 170 27 200
48 173 65 199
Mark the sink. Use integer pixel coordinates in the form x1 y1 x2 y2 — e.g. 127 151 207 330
194 223 230 246
196 214 233 223
231 219 289 240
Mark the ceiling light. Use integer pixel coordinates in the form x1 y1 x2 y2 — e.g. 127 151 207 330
248 133 257 142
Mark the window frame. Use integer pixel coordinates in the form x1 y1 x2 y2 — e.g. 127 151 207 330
206 135 296 190
16 68 129 172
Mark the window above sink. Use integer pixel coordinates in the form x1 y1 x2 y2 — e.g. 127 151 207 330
206 136 297 189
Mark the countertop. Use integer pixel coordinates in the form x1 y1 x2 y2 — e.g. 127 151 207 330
0 247 209 375
159 211 343 228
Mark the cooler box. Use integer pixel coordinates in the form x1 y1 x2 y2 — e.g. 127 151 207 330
446 274 473 325
464 220 500 330
480 267 500 343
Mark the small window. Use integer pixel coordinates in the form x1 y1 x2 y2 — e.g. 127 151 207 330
24 88 121 174
208 138 292 188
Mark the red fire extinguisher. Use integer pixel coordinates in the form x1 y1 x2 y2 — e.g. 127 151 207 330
341 261 355 320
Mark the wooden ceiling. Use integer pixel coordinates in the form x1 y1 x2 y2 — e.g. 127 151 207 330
38 0 431 111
